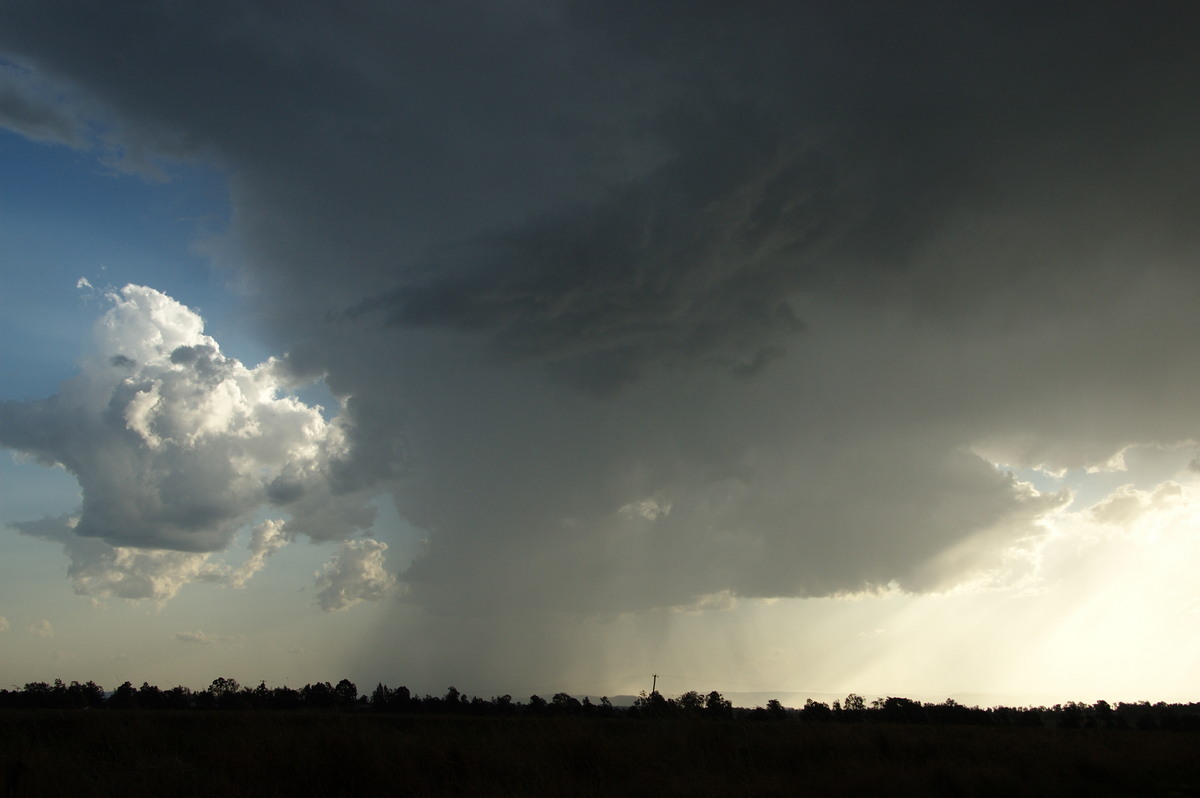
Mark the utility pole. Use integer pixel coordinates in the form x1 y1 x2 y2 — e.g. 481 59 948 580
652 674 658 695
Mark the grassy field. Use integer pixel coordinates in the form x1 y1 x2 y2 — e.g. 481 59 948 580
4 710 1200 796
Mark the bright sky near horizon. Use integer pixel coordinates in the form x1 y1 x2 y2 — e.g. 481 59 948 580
3 2 1200 707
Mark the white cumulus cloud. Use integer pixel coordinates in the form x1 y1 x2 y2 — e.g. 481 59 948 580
315 538 396 612
0 285 385 604
227 519 290 589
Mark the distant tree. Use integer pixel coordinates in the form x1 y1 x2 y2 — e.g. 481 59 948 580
633 691 673 718
138 682 164 710
368 683 411 712
163 685 193 710
370 683 392 710
109 681 138 710
248 681 271 710
766 699 788 721
48 680 70 709
301 681 335 709
843 693 866 713
527 694 548 714
1057 702 1084 729
1117 701 1151 729
335 679 359 708
881 697 926 724
551 692 582 715
209 676 238 696
270 685 302 710
492 694 515 715
208 677 239 699
207 677 243 710
22 682 52 709
801 699 833 722
1093 699 1116 729
68 681 105 709
677 691 705 714
925 698 981 726
704 691 733 719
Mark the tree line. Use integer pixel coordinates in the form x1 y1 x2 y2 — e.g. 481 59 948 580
3 679 1200 729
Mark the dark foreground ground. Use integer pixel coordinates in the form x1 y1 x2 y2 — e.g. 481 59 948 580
3 711 1200 797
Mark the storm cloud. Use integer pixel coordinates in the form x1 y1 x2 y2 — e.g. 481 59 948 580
3 2 1200 664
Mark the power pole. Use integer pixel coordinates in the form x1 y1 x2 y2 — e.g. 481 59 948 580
652 674 658 695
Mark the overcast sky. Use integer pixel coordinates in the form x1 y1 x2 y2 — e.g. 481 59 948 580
3 1 1200 705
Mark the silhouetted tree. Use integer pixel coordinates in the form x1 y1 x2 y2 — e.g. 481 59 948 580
367 683 411 712
138 682 164 710
1093 699 1116 729
269 685 302 710
492 694 515 715
370 683 391 711
633 691 673 718
207 677 243 710
551 692 582 715
335 679 359 708
801 699 833 722
880 697 927 724
108 681 138 710
62 681 104 709
705 691 733 719
924 698 981 726
677 691 705 714
163 685 193 710
555 692 577 708
1056 702 1085 729
301 681 336 709
440 686 467 713
22 682 53 709
243 681 269 710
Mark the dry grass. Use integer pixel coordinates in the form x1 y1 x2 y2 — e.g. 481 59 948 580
3 711 1200 797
